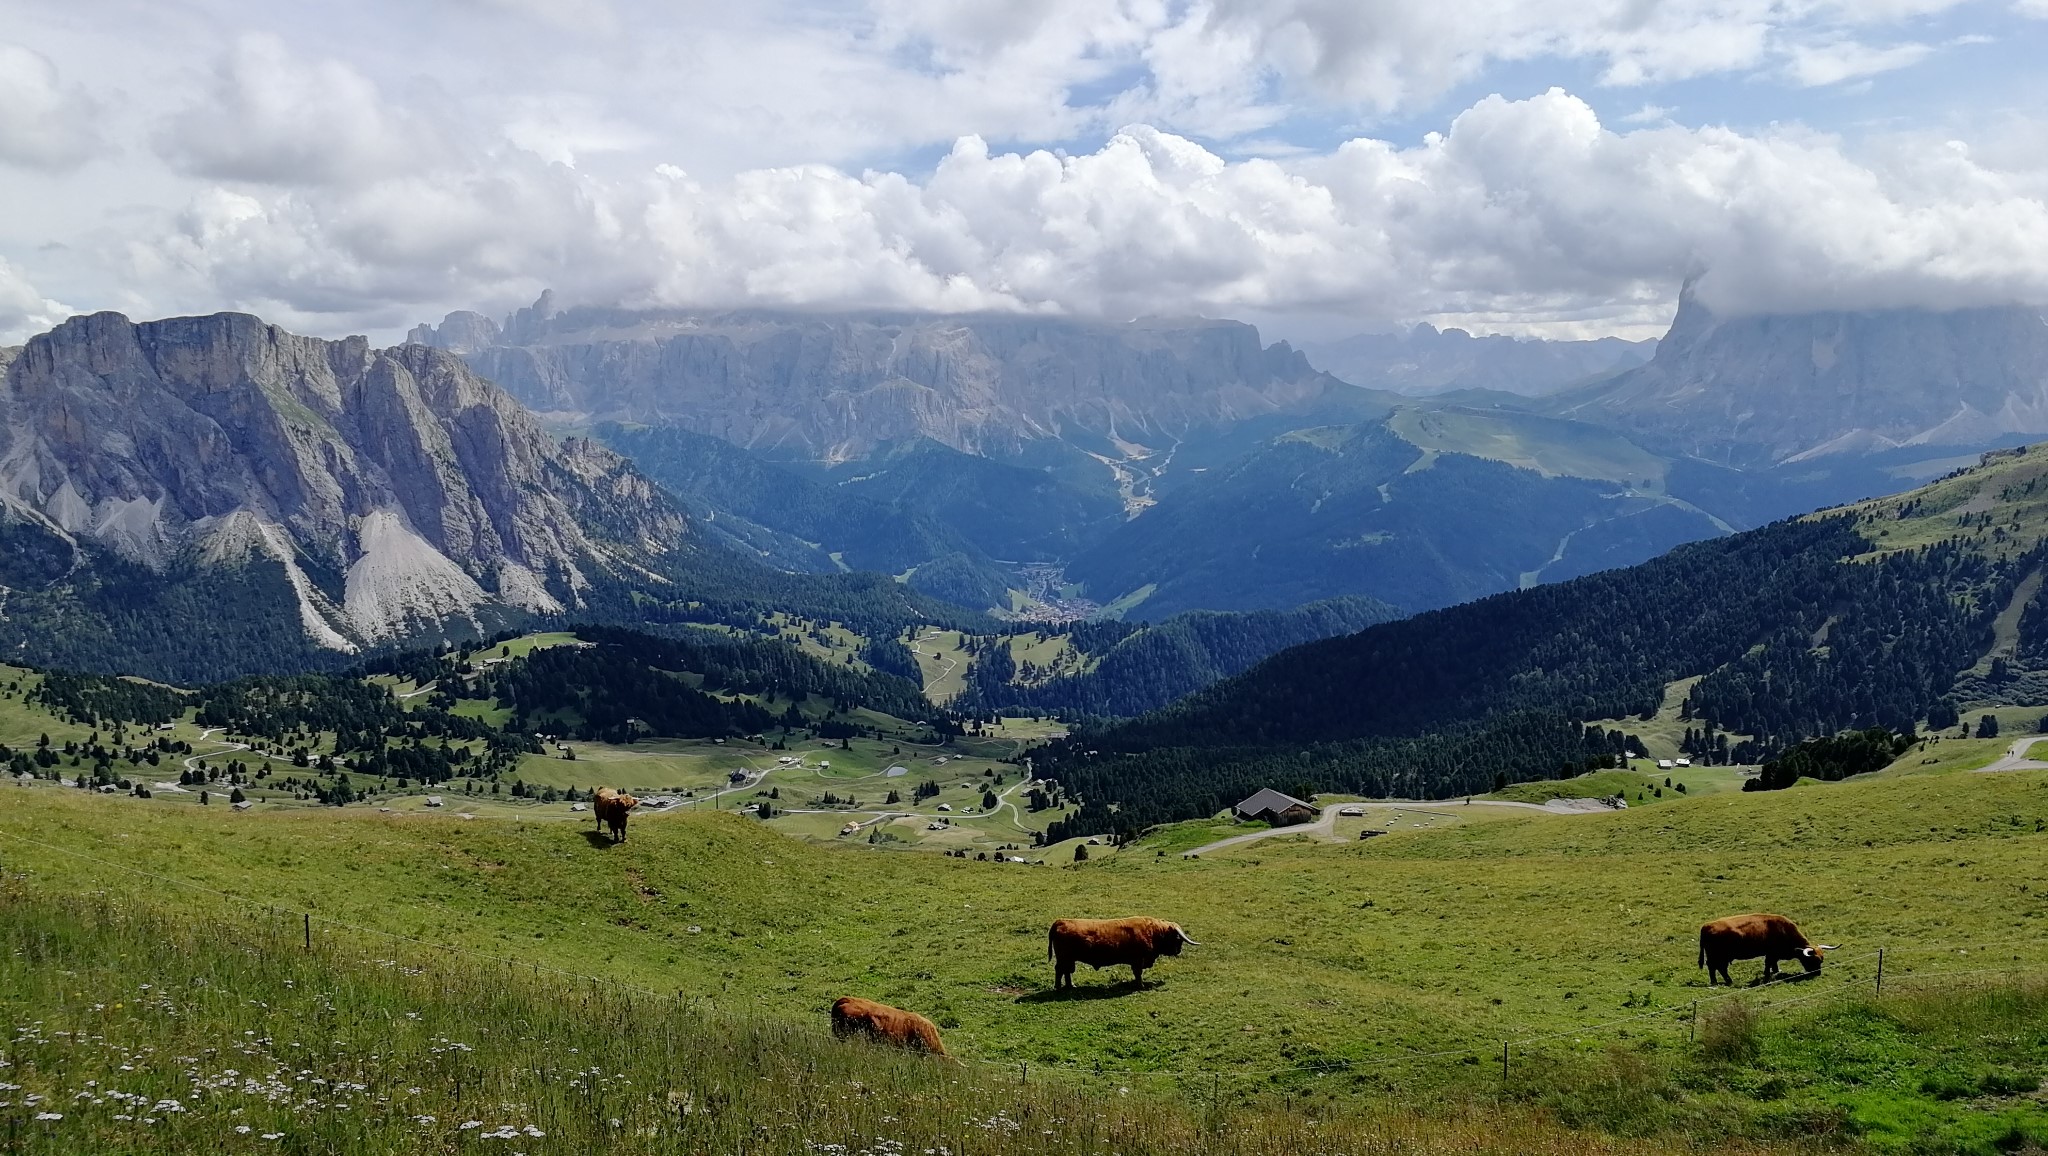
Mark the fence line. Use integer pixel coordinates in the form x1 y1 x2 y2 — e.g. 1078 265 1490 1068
3 826 2043 1087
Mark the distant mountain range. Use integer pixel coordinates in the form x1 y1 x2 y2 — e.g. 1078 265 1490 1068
1550 285 2048 464
414 290 2048 622
1301 325 1652 397
409 294 1357 463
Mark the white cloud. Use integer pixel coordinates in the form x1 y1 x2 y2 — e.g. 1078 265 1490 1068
156 34 454 186
1177 0 1965 112
116 87 2048 340
0 43 102 171
0 259 73 342
1781 37 1934 86
3 2 2044 341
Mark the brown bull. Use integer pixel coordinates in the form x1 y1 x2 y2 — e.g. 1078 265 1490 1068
830 996 952 1058
1047 916 1198 989
1699 913 1836 986
593 787 640 843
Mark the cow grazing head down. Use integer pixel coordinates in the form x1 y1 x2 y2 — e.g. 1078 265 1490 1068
1698 913 1835 986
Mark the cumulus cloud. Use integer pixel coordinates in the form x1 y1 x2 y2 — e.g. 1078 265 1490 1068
7 2 2045 340
123 87 2048 338
625 93 2048 323
0 43 103 170
860 0 1974 143
0 259 73 342
156 34 455 186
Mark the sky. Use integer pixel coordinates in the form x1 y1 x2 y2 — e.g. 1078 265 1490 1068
3 0 2048 345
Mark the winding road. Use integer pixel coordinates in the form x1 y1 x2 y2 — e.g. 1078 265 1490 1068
1978 735 2048 773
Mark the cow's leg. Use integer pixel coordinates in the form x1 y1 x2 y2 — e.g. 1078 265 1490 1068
1055 959 1073 989
1131 964 1145 985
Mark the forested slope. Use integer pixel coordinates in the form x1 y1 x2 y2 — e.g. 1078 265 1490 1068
1039 445 2048 840
953 597 1400 718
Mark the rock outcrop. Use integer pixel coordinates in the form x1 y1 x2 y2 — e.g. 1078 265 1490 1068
0 311 689 650
1553 285 2048 463
411 298 1350 460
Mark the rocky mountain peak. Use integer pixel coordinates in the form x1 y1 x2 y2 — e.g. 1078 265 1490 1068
1555 285 2048 463
0 310 688 649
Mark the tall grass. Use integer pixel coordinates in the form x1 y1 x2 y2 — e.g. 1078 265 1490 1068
0 883 1769 1156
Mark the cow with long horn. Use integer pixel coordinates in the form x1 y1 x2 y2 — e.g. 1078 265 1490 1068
1047 916 1198 989
1698 913 1837 986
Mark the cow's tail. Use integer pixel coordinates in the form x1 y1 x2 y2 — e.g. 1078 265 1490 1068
1697 929 1707 970
1047 924 1055 962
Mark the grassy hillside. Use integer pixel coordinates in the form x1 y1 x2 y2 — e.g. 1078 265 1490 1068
3 889 1801 1156
5 744 2047 1151
1043 442 2048 837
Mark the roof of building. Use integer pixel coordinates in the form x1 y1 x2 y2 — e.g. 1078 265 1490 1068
1234 787 1317 817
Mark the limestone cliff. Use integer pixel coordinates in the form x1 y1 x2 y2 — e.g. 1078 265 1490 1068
413 298 1350 460
1553 286 2048 463
0 311 689 650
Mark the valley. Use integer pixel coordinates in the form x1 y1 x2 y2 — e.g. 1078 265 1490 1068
12 8 2048 1153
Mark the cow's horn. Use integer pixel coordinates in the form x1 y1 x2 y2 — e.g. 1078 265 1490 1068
1174 924 1200 945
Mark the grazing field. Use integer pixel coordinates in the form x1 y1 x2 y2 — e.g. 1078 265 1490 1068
0 888 1792 1156
909 628 974 703
5 743 2048 1151
1488 765 1745 806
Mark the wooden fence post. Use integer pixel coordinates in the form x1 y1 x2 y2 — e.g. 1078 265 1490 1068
303 912 311 950
1876 948 1884 997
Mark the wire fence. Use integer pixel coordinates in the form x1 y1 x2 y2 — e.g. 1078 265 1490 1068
3 825 2044 1096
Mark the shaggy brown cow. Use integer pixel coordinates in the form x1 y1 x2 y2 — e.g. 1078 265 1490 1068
593 787 640 843
1698 913 1837 986
1047 916 1198 989
830 996 952 1058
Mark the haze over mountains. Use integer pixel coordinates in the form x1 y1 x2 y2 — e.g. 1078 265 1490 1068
405 288 2048 623
1300 325 1652 398
409 294 1348 462
9 276 2048 687
1552 285 2048 464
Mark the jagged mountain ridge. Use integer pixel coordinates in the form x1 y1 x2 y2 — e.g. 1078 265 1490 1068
0 311 689 652
410 295 1370 461
1551 286 2048 464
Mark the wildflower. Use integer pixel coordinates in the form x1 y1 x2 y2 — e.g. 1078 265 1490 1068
35 1112 62 1121
235 1125 252 1134
460 1121 483 1130
262 1133 284 1140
